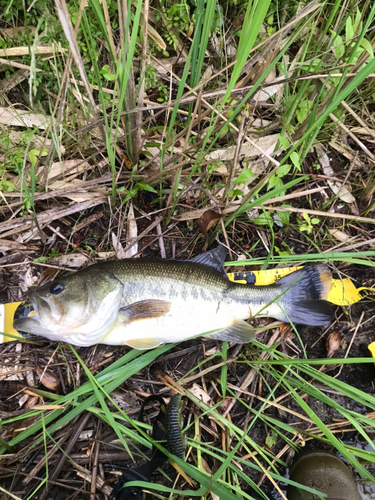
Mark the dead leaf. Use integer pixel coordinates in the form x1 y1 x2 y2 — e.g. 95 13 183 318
149 56 183 74
0 44 66 57
315 144 355 204
46 180 106 202
214 163 228 175
36 266 59 286
256 70 285 102
0 68 34 95
328 228 351 242
200 457 213 474
190 383 211 403
348 202 359 216
18 393 29 408
25 395 40 409
40 159 92 183
329 140 362 165
350 126 375 138
315 144 331 172
198 210 222 235
125 202 138 258
0 130 65 156
205 135 278 162
250 118 272 128
78 430 94 441
35 365 61 392
201 65 213 83
0 239 27 251
31 404 65 410
48 253 92 268
74 212 103 232
330 184 356 204
326 331 342 358
97 251 116 260
1 26 37 39
204 346 220 356
18 267 37 292
146 23 166 51
112 233 127 259
0 107 50 129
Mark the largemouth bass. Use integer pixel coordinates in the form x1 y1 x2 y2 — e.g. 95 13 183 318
13 246 333 349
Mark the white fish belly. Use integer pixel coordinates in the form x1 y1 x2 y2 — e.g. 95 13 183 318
101 296 248 345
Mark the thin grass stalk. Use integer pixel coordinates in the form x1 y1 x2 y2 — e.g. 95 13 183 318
0 343 174 454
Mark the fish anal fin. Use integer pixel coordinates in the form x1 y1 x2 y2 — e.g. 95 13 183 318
206 320 256 343
125 338 164 350
119 299 171 323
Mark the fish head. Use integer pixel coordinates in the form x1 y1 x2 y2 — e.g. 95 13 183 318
14 267 124 345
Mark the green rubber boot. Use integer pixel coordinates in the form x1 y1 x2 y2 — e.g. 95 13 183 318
287 450 361 500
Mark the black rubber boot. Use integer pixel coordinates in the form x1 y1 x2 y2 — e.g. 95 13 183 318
287 449 361 500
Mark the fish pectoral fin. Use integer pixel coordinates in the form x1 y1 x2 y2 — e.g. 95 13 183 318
119 299 171 323
206 320 256 343
125 337 164 350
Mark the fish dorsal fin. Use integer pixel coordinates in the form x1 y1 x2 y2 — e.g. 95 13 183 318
119 299 171 323
206 320 256 343
189 245 228 278
125 337 164 350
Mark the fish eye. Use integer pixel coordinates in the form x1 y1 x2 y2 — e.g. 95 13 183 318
50 283 64 294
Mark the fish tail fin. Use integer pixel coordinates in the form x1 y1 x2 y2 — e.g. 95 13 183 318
277 265 333 326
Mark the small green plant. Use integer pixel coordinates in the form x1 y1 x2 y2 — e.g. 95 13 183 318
233 164 256 186
253 205 291 228
100 65 115 81
267 163 292 191
144 65 168 103
330 7 374 65
296 99 314 124
160 0 192 50
29 148 48 167
275 241 294 256
265 430 278 448
299 212 320 234
33 248 59 263
266 13 276 36
219 98 252 138
0 127 43 210
0 178 15 193
253 211 273 226
211 3 224 33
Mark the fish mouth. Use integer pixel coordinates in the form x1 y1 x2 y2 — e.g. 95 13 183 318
13 316 58 337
